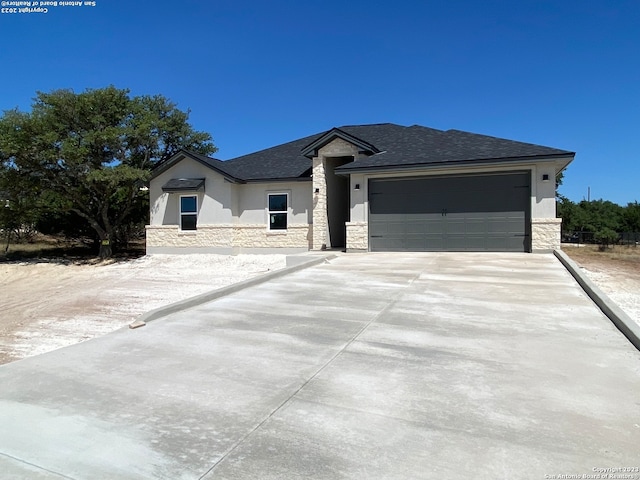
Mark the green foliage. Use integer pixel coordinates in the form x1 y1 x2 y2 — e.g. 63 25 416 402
0 161 49 249
559 196 640 249
623 201 640 232
0 86 216 257
594 227 619 249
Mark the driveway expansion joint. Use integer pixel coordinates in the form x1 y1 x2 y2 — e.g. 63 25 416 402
198 264 425 479
0 451 76 480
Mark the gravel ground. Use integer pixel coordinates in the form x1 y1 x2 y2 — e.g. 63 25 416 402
0 254 286 365
563 246 640 329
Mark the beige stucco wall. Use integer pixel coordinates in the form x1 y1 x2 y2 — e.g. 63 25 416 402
531 165 559 218
148 158 313 253
150 157 234 226
237 182 312 225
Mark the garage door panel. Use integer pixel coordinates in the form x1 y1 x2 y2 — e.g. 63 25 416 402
369 173 530 252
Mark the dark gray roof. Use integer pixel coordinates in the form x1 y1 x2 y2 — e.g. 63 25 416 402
161 178 205 192
156 124 574 182
218 133 320 181
334 124 573 172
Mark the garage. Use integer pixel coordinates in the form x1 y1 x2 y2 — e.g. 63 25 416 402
368 172 531 252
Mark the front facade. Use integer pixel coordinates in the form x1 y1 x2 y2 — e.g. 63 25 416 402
146 124 574 254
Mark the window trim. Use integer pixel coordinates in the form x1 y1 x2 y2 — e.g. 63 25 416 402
267 192 289 231
179 194 198 231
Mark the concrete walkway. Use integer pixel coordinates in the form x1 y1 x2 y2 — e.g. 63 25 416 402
1 253 639 479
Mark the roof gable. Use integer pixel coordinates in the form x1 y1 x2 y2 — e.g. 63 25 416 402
151 150 242 183
300 127 380 158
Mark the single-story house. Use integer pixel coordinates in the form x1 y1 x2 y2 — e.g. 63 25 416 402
147 123 574 254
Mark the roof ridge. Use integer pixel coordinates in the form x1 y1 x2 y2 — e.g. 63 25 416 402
337 122 398 128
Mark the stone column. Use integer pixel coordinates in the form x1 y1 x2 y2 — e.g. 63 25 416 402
312 156 328 250
531 218 562 252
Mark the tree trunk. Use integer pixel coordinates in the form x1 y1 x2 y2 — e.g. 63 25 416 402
4 229 11 254
70 208 114 259
98 235 112 258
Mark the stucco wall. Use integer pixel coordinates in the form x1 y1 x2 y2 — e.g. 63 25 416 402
237 182 312 225
150 158 234 226
531 165 558 218
148 159 313 252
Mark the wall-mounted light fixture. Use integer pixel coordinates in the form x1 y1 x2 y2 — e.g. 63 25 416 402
314 188 320 193
354 183 360 191
542 174 550 182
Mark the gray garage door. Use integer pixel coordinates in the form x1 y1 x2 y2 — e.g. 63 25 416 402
369 173 530 252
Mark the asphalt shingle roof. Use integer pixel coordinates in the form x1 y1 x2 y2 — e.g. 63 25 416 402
170 123 574 182
218 132 321 181
335 124 573 172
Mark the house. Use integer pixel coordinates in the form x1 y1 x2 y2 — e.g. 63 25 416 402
146 123 574 254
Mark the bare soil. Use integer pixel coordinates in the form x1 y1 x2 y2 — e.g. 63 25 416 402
0 254 285 365
563 245 640 327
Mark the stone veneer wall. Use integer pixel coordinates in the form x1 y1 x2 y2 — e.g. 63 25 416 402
146 224 311 250
146 224 234 248
312 138 359 250
233 224 311 249
312 157 326 250
345 222 368 251
531 218 562 251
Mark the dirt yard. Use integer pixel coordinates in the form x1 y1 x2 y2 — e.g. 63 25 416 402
0 255 286 365
563 245 640 328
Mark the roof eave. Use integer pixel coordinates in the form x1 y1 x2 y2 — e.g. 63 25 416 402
151 149 244 183
243 176 312 184
335 153 576 175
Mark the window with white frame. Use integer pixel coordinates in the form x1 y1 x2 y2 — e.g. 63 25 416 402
268 193 288 230
180 195 198 230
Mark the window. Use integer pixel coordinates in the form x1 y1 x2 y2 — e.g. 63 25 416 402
268 193 288 230
180 195 198 230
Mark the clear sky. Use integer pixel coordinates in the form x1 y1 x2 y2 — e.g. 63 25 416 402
1 0 638 205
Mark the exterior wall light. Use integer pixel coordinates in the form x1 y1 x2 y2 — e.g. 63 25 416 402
354 184 360 190
315 188 320 193
542 174 550 182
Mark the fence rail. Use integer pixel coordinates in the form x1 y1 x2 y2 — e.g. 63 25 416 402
562 231 640 246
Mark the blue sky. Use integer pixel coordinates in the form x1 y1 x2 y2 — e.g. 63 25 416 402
1 0 638 205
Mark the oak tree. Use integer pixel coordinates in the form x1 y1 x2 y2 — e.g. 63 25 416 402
0 86 216 257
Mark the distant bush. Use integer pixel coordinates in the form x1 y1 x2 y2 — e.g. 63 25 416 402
594 228 619 250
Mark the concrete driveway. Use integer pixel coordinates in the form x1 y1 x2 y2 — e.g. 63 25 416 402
1 253 639 479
